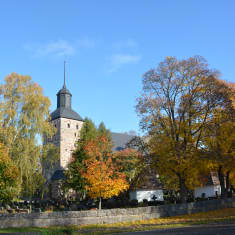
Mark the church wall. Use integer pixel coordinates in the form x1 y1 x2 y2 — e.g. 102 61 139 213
194 185 221 198
129 189 164 202
59 118 83 168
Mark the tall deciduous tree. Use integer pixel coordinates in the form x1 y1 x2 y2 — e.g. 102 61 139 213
64 118 97 196
65 118 112 199
0 73 55 196
113 148 145 189
81 135 129 210
136 56 232 202
202 87 235 198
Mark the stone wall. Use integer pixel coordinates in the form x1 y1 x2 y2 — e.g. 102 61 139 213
46 118 83 169
59 118 83 168
1 198 235 228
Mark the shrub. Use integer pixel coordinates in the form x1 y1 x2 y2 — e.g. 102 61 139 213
130 199 138 207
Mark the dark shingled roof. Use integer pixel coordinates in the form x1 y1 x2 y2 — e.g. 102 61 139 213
135 168 163 190
51 170 65 181
51 107 83 121
51 83 83 121
57 87 72 96
111 132 134 151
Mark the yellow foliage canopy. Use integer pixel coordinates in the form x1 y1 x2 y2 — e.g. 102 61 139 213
81 135 129 200
0 142 20 201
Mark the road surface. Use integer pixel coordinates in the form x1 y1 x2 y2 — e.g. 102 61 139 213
113 224 235 235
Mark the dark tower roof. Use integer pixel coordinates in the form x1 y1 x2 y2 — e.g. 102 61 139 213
50 63 83 121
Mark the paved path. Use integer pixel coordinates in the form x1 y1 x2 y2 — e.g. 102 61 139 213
112 224 235 235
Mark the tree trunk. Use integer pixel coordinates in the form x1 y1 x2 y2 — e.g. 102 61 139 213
218 166 226 198
99 197 102 210
179 176 188 203
225 171 230 197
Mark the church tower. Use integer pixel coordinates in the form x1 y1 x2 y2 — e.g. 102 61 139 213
50 62 83 169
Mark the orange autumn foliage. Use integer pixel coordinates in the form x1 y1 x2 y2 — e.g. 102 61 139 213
81 135 129 200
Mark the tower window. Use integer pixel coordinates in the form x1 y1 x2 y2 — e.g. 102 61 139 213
74 133 76 137
67 123 70 128
76 124 79 129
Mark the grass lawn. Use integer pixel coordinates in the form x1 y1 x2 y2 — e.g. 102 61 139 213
1 207 235 234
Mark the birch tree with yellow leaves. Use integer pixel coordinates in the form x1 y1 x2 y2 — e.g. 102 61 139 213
0 73 56 197
136 56 233 202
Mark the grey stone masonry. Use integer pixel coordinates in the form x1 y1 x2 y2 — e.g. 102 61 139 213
1 198 235 228
44 118 83 169
58 118 83 168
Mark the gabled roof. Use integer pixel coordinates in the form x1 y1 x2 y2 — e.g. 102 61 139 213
51 107 83 121
111 132 134 151
130 167 163 190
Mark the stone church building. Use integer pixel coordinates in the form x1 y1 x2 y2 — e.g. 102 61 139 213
44 69 163 201
49 82 83 169
44 76 217 202
43 76 135 198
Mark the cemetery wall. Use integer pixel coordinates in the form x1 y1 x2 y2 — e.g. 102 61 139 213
1 198 235 228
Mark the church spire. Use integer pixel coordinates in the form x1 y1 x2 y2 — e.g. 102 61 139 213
63 61 66 88
56 61 72 109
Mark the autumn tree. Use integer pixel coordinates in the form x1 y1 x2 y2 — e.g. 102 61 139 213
136 56 232 202
64 118 97 197
113 148 143 186
0 73 56 197
64 118 112 199
202 87 235 198
113 136 151 190
81 135 129 210
0 143 20 202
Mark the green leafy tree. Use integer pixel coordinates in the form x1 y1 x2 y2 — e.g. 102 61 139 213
98 122 112 141
64 118 98 197
113 148 145 189
0 73 55 197
64 118 113 199
41 143 60 182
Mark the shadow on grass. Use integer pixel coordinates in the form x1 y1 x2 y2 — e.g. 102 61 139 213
0 227 78 235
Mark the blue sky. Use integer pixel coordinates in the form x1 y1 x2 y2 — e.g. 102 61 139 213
0 1 235 134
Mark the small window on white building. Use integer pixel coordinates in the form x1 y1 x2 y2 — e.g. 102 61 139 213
76 124 79 129
67 123 70 128
74 133 76 137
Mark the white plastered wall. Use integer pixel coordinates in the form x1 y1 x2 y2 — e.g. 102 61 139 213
194 185 221 198
129 189 164 202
